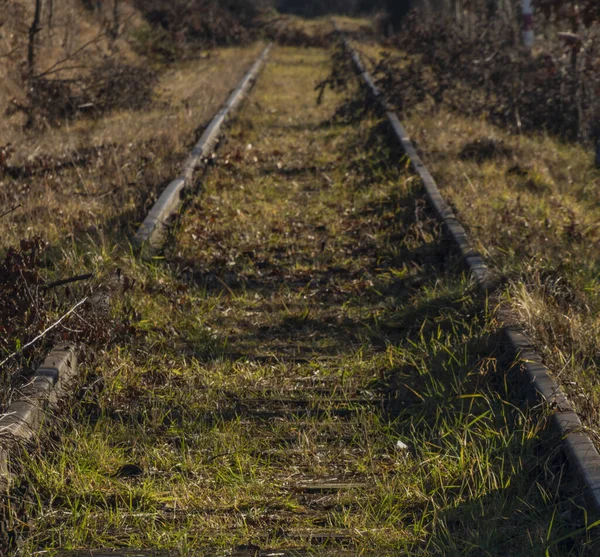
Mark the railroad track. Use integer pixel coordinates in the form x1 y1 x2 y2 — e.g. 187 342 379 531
1 28 599 557
333 24 600 519
0 44 272 485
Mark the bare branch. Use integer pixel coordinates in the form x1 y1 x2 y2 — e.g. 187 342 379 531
33 9 136 80
0 205 21 219
0 45 22 59
35 64 89 78
42 273 93 292
0 297 88 370
34 33 107 79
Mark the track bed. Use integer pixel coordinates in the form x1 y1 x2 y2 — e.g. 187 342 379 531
8 47 596 556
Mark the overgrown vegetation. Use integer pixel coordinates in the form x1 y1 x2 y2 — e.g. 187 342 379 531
0 0 270 418
1 0 273 130
0 43 264 447
3 3 600 554
9 46 598 556
0 237 51 400
338 2 600 451
375 1 600 143
0 235 126 411
10 62 157 128
397 96 600 433
131 0 270 61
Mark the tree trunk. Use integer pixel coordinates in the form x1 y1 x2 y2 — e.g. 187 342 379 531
486 0 497 20
28 0 42 75
47 0 54 29
111 0 120 39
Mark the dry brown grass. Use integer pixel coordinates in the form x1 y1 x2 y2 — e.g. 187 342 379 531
349 39 600 433
402 95 600 430
0 43 265 251
0 0 143 134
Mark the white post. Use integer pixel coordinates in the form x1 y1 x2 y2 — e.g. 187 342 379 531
521 0 534 50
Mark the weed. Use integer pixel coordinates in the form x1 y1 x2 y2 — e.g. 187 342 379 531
9 46 597 556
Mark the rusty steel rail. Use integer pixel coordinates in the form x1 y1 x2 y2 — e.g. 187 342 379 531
334 23 600 517
134 44 272 249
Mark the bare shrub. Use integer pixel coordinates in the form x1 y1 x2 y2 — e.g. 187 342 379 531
9 62 156 128
21 78 80 127
132 0 270 59
84 60 156 113
375 3 600 144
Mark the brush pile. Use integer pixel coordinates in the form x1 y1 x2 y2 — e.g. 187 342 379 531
10 62 157 128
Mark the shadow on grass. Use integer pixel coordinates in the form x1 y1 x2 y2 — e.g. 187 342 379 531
24 95 597 555
139 115 597 554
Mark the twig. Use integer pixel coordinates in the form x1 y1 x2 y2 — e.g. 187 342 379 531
41 273 93 292
35 64 89 78
0 204 21 219
0 297 88 370
34 33 107 79
0 45 21 59
33 11 136 80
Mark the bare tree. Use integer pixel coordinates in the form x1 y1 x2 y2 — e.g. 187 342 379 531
27 0 42 75
111 0 120 39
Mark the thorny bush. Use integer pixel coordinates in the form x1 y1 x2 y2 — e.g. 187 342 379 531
374 9 600 143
